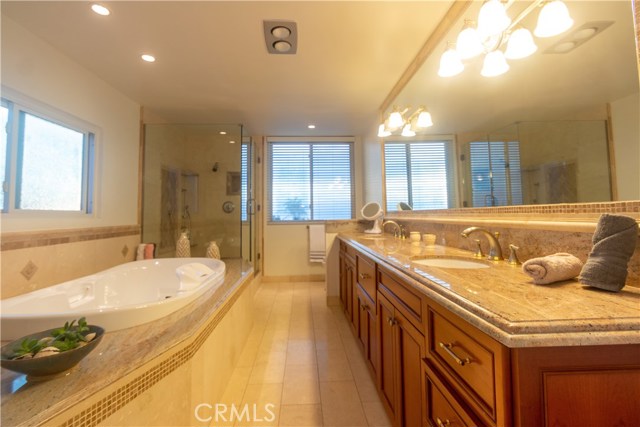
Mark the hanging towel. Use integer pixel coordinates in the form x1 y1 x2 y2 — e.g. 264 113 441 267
308 224 326 263
522 253 583 285
579 214 638 292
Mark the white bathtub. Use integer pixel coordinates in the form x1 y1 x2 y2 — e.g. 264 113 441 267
1 258 226 340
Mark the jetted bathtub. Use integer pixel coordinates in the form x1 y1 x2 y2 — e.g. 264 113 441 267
1 258 226 340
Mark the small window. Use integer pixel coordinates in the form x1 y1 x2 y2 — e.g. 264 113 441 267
2 95 96 214
384 139 457 210
469 141 522 207
267 138 354 222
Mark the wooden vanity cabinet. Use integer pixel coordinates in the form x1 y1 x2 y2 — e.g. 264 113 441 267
356 284 378 375
339 242 356 326
377 284 426 427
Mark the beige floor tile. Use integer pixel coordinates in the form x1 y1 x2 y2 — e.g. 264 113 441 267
286 342 317 366
282 364 321 405
362 401 392 426
278 404 323 426
317 350 353 382
220 366 253 407
319 381 368 427
238 383 282 426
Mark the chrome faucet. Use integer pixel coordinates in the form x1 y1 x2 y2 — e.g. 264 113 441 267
460 227 503 261
382 220 401 238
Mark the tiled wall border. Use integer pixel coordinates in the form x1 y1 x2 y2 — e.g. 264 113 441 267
1 225 140 251
55 272 254 427
393 201 640 217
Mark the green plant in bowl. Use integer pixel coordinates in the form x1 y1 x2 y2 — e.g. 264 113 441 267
1 318 104 378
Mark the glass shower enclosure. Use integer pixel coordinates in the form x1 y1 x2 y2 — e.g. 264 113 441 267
141 124 254 264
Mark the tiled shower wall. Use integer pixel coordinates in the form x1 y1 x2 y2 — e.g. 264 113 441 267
1 226 140 299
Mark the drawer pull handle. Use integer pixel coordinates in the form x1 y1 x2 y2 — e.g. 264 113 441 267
361 303 368 311
358 273 371 280
439 342 471 366
387 317 397 326
436 417 450 427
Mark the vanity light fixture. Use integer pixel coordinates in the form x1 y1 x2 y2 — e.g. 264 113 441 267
438 0 573 78
91 4 110 16
378 106 434 138
219 131 227 135
307 124 316 129
263 20 298 55
141 54 156 63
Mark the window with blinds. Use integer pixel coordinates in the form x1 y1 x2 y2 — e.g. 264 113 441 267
268 138 354 222
469 141 523 207
384 140 457 210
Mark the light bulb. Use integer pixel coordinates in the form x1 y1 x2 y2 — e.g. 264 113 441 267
388 110 405 130
401 123 416 137
377 124 391 137
505 27 538 59
534 0 574 38
456 21 484 59
438 47 464 77
481 50 510 77
477 0 511 39
416 111 433 128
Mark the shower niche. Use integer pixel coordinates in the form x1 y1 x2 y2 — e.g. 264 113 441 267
142 124 254 264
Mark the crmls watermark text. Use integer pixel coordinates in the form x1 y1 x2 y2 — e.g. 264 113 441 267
194 403 277 423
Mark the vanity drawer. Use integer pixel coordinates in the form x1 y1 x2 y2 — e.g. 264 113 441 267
424 359 484 427
356 254 376 302
340 241 357 260
378 266 424 334
427 306 508 425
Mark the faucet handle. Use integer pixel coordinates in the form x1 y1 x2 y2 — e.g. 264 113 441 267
508 244 521 265
472 239 484 258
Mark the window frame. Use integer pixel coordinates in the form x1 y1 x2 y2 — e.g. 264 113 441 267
267 136 355 224
383 135 459 212
1 89 98 216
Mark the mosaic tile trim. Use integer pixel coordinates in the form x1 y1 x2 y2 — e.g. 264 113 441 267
1 225 140 251
392 201 640 217
56 277 251 427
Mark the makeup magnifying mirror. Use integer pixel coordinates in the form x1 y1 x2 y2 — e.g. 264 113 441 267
361 202 384 234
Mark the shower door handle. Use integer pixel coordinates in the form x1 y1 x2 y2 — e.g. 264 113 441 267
247 198 256 216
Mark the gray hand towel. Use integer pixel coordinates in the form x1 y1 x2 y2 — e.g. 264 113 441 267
522 253 583 285
579 213 638 292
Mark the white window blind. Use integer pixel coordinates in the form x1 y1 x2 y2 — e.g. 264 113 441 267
469 141 523 207
268 139 354 222
384 140 456 210
241 142 248 221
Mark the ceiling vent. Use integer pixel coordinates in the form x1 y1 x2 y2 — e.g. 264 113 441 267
545 21 613 54
263 20 297 54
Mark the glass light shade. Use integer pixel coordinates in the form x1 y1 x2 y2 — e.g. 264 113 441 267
438 48 464 77
401 123 416 137
481 50 510 77
416 111 433 128
456 23 484 59
377 124 391 137
477 0 511 39
504 28 538 59
534 0 574 38
388 111 404 129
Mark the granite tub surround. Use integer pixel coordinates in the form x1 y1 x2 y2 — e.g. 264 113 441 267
1 258 255 427
339 232 640 347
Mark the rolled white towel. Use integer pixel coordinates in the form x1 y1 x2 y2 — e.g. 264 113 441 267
522 253 583 285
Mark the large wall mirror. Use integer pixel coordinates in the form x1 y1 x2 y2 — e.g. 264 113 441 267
382 0 638 212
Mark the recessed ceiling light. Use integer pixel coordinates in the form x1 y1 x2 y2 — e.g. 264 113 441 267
91 4 110 16
271 26 291 39
573 27 597 40
141 54 156 63
229 140 236 144
308 125 316 129
553 41 577 53
219 131 227 135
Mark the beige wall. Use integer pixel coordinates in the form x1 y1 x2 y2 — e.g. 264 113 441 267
1 17 141 297
610 92 640 200
1 16 140 232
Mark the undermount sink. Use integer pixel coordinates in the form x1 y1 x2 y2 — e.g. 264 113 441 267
411 257 490 269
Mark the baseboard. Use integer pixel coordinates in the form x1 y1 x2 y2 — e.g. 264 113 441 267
262 274 325 283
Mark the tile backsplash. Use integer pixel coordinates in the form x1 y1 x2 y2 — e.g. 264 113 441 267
1 226 140 299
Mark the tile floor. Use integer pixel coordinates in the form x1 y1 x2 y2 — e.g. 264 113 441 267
216 281 392 427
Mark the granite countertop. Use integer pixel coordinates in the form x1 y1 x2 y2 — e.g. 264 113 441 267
339 232 640 348
1 259 253 427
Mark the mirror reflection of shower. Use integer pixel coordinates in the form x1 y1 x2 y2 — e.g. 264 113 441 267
142 124 249 260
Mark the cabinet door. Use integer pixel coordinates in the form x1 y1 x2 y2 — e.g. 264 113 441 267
339 253 348 310
357 286 378 377
395 309 426 427
377 292 399 423
344 259 355 325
